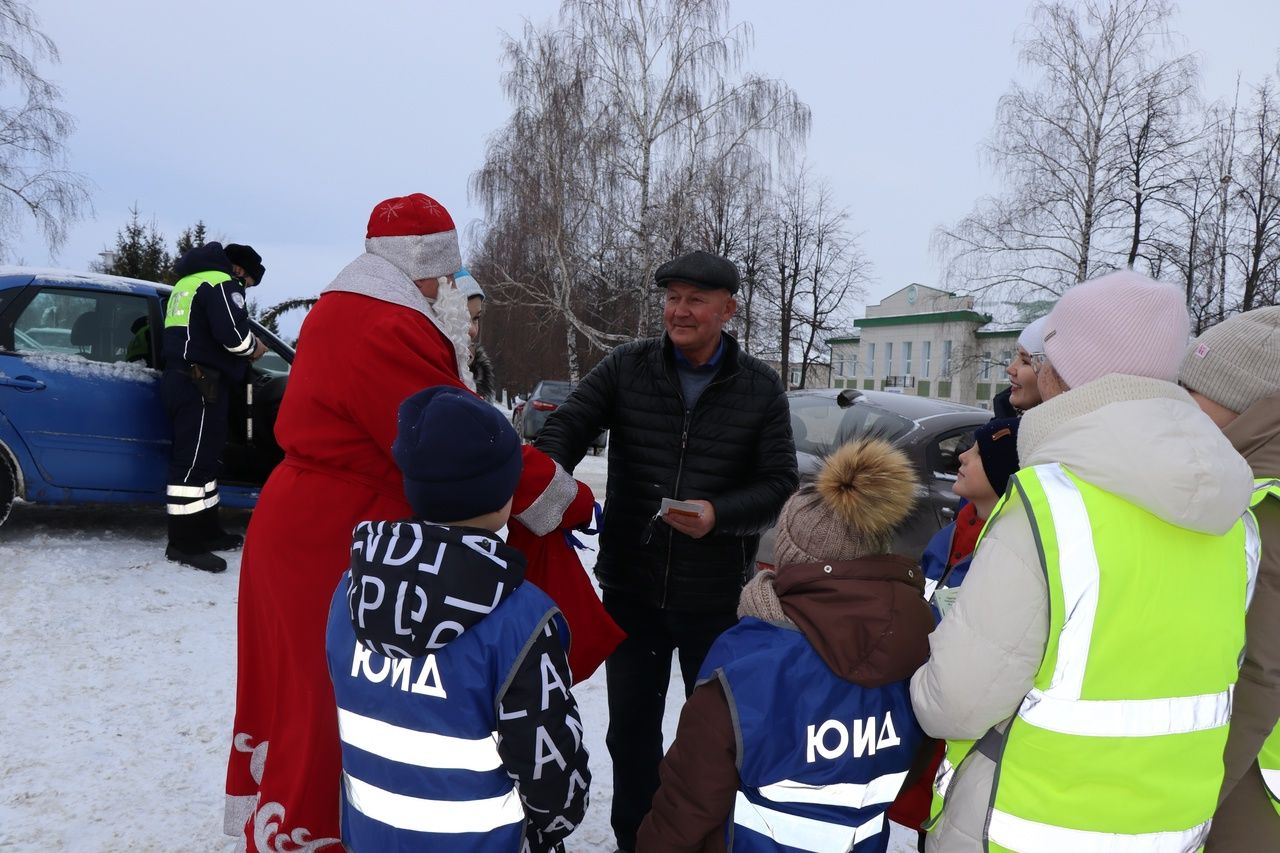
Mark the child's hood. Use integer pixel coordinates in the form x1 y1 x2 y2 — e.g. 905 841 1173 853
776 555 934 688
344 519 528 659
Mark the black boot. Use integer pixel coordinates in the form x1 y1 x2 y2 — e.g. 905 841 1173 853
197 504 244 552
166 513 227 573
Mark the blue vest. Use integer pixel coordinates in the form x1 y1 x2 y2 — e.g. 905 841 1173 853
921 518 974 623
700 618 923 853
325 574 567 852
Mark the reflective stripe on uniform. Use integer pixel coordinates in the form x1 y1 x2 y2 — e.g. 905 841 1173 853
1262 767 1280 802
226 330 255 355
342 772 523 834
167 495 218 516
1018 686 1232 738
337 708 502 771
732 791 885 851
1036 464 1098 700
167 484 206 499
988 808 1210 853
758 771 907 810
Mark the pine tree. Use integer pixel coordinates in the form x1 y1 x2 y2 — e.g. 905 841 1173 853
94 206 172 282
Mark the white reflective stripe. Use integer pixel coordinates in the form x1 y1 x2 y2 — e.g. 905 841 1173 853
1244 510 1261 610
204 480 217 494
182 404 206 484
1018 686 1232 738
935 757 955 798
732 791 884 852
343 772 523 834
167 495 219 516
1035 464 1098 699
988 807 1210 853
167 484 206 498
337 708 502 771
226 331 255 355
759 771 907 809
1262 767 1280 801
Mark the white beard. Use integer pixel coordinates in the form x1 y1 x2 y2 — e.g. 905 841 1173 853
431 278 476 391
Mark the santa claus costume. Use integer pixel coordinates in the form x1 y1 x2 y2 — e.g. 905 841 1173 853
224 194 480 851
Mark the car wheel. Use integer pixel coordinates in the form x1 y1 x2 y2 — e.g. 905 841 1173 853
0 454 15 529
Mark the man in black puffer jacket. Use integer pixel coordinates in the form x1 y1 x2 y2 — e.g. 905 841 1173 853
536 249 798 853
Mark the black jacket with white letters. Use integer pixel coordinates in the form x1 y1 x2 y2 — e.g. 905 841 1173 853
327 520 589 852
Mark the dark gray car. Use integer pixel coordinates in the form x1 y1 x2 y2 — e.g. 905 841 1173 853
513 379 608 452
756 388 992 570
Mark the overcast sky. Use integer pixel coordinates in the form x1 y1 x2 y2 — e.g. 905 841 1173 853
11 0 1280 324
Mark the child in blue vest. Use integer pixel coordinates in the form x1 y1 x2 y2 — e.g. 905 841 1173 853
637 438 935 853
920 417 1021 621
325 385 589 852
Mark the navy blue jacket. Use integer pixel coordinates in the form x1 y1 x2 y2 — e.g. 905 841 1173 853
161 242 257 380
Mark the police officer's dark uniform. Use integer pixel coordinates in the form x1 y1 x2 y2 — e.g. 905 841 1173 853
161 242 265 572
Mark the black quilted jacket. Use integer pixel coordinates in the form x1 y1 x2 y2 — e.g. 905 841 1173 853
536 334 798 611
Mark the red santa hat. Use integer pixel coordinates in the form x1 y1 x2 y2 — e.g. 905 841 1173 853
365 193 463 281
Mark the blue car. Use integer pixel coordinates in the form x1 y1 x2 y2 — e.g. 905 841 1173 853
0 268 293 528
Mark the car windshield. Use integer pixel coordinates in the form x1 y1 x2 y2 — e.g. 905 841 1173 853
788 394 916 456
536 381 575 403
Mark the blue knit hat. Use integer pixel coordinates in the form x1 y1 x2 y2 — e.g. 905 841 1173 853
974 417 1021 497
392 386 522 521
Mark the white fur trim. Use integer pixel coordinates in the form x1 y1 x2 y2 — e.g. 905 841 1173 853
515 462 579 535
366 230 462 281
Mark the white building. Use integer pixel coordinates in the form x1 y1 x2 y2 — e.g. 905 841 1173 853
828 284 1031 408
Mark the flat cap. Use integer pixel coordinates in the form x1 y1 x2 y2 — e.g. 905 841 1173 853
654 250 739 295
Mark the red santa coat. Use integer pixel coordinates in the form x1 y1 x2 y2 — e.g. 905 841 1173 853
224 254 473 851
507 446 625 684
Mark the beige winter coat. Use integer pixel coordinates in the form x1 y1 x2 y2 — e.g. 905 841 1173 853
909 374 1256 851
1207 392 1280 851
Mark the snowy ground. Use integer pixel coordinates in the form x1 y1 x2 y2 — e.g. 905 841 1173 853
0 452 916 851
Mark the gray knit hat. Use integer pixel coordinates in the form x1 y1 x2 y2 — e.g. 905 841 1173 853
1179 307 1280 415
773 439 917 570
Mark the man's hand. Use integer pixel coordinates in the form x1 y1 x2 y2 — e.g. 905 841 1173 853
250 338 268 361
661 500 716 539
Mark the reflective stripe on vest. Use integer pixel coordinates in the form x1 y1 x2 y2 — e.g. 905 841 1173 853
342 772 524 834
933 463 1254 850
164 270 232 328
732 791 886 852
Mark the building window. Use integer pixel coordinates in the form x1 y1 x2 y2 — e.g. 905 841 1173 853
884 342 894 377
902 341 913 376
981 351 992 380
849 355 858 378
867 343 875 377
832 353 845 377
942 340 953 377
922 340 932 378
789 366 802 387
1000 349 1013 375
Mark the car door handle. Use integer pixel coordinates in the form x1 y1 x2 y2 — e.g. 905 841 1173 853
0 374 46 392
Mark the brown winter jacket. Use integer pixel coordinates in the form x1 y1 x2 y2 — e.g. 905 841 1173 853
1208 392 1280 851
635 556 935 853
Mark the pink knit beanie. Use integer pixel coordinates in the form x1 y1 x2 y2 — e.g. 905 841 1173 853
1041 271 1190 389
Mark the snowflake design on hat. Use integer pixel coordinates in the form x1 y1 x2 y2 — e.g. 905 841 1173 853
377 199 409 222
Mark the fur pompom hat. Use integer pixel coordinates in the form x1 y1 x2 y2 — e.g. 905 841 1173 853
773 438 918 570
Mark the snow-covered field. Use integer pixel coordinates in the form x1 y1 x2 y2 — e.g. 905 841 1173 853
0 453 915 851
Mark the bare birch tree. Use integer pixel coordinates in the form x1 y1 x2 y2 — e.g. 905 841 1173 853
761 166 868 388
472 0 810 383
1231 77 1280 312
0 0 89 259
935 0 1195 304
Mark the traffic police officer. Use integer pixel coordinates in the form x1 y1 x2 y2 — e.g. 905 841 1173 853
161 241 266 572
